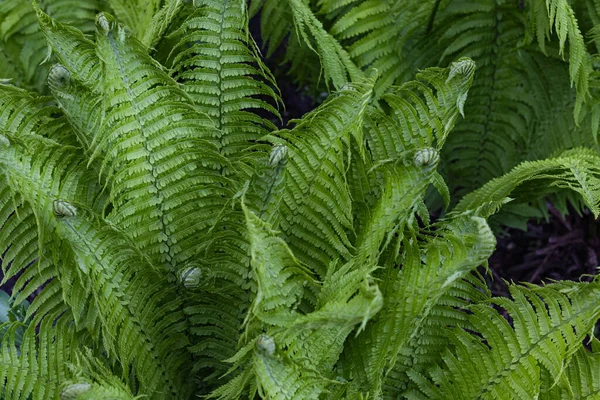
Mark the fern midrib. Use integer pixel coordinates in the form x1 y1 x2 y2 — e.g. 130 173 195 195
61 217 181 398
107 31 174 269
475 292 600 399
215 0 229 176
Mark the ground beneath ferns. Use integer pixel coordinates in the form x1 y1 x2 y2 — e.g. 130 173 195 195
486 205 600 298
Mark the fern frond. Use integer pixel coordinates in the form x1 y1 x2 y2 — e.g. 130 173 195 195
541 343 600 399
344 215 496 398
0 132 193 398
106 0 163 40
0 314 85 400
34 5 102 90
408 281 600 399
168 0 280 163
320 0 438 95
242 202 310 327
142 0 187 50
1 0 103 92
455 149 600 217
383 273 491 398
268 76 375 275
251 0 363 90
84 12 229 270
47 65 102 151
213 207 383 399
527 0 592 119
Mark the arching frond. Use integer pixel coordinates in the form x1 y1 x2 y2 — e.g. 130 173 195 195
407 281 600 399
455 149 600 218
250 0 363 90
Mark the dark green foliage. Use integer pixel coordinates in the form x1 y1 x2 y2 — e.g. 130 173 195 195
1 1 600 399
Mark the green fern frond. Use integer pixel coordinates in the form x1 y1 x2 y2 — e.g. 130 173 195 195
0 131 192 398
106 0 163 40
213 206 383 399
168 0 281 163
0 314 84 399
320 0 437 95
541 343 600 399
1 0 104 92
455 149 600 218
62 350 138 399
47 65 102 151
142 0 187 50
77 12 230 270
242 202 310 327
34 5 102 90
343 215 496 398
408 281 600 399
527 0 592 120
0 0 48 91
383 273 491 398
251 0 363 90
268 76 375 275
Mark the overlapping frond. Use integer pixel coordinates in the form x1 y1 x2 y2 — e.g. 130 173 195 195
0 132 193 398
105 0 163 40
343 213 496 398
79 12 228 270
541 343 600 399
407 281 600 399
211 205 383 399
3 1 600 399
0 0 103 92
319 0 438 95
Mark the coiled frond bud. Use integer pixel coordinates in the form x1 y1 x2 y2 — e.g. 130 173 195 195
95 13 113 35
179 265 202 288
256 334 275 355
49 64 71 88
53 200 77 218
446 58 476 83
61 383 91 400
413 148 440 168
269 144 288 167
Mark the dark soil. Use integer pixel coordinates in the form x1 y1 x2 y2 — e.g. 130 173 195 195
486 204 600 297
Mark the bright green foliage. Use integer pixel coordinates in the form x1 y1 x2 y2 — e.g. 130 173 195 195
2 1 600 399
256 0 600 215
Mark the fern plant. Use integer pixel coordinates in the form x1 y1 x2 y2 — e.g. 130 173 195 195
2 0 600 399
